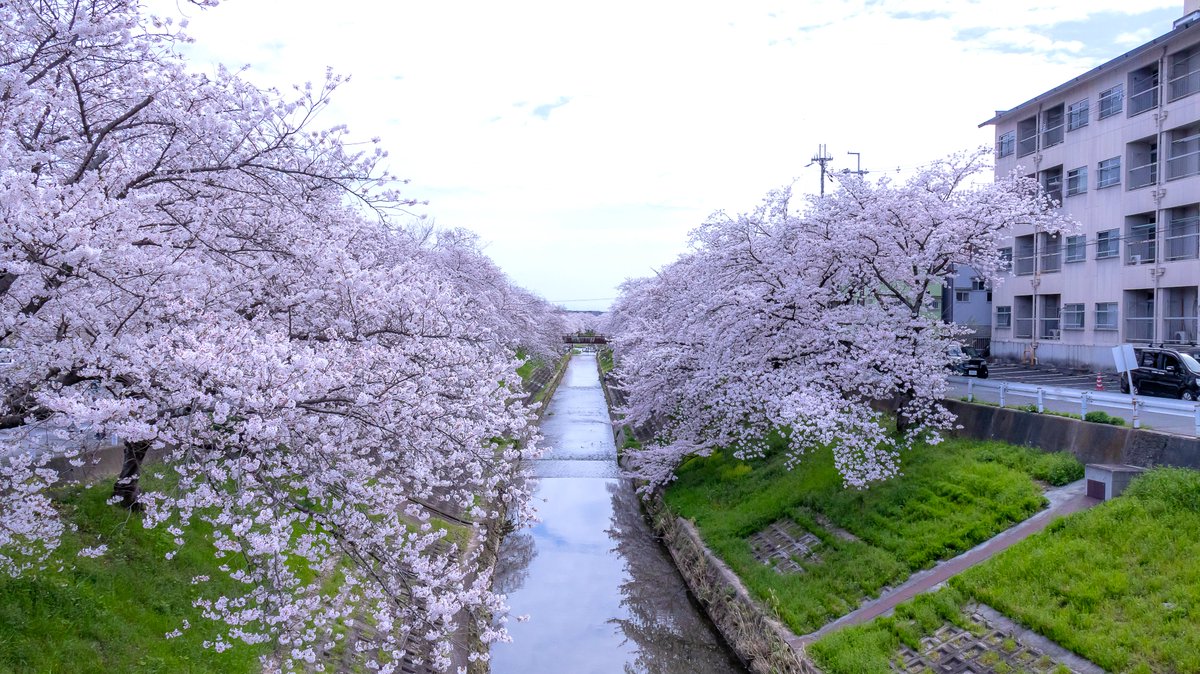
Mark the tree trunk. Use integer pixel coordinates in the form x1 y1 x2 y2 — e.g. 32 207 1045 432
112 440 149 511
894 388 916 435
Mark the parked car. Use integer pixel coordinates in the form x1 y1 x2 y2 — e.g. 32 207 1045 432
1118 345 1200 400
947 343 989 378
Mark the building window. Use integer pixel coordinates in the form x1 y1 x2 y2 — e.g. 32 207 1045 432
999 246 1013 272
1067 99 1089 130
971 277 987 291
1097 156 1121 188
1065 235 1086 262
997 131 1015 158
1099 84 1124 119
1097 229 1120 259
1169 45 1200 101
1042 104 1065 148
955 290 971 303
1017 116 1038 156
1066 166 1087 196
1095 302 1118 330
1166 122 1200 181
1063 303 1085 330
996 306 1012 328
1129 63 1160 116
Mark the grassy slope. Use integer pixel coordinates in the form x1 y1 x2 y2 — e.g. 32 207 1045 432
956 467 1200 674
664 437 1081 634
0 480 268 673
811 468 1200 674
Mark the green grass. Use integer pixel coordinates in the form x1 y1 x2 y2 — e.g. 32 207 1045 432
0 480 269 673
954 468 1200 673
663 437 1073 634
598 348 614 374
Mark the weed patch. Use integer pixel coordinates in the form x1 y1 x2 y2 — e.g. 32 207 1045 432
954 468 1200 673
664 438 1068 634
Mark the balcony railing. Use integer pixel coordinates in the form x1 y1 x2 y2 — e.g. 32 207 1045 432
1166 227 1200 261
1042 123 1064 148
1125 317 1155 342
1125 238 1156 265
1128 162 1157 189
1039 247 1062 273
1129 85 1159 115
1165 317 1199 343
1014 317 1034 339
1167 149 1200 180
1014 254 1036 276
1170 70 1200 101
1017 133 1037 157
1039 318 1061 340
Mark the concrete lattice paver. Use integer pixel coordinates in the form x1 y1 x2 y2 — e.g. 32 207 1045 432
891 611 1085 674
748 519 823 573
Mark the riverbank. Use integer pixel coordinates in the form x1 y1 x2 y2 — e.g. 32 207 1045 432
601 367 1196 672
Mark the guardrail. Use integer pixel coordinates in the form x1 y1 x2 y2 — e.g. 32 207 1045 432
952 376 1200 436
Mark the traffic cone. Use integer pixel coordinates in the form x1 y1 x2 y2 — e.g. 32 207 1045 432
1095 372 1104 391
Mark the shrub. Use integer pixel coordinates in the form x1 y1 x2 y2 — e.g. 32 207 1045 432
1030 452 1085 486
1123 468 1200 513
1084 411 1126 426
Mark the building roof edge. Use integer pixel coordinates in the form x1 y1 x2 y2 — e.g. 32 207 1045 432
978 17 1200 128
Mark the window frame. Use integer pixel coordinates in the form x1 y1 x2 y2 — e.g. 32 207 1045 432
1099 84 1124 119
996 306 1013 328
1066 166 1088 196
1097 156 1121 188
1096 229 1120 259
1095 302 1119 330
1062 303 1085 330
997 131 1015 158
1065 234 1087 262
1067 98 1090 131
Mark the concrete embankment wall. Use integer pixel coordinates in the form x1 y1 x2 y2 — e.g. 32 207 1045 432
945 399 1200 468
643 492 821 674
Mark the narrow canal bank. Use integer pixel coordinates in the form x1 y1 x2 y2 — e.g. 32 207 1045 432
490 353 743 674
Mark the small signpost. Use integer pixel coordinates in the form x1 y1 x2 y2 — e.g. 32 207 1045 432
1112 344 1140 428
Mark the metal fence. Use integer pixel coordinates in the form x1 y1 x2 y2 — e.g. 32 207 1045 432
954 376 1200 436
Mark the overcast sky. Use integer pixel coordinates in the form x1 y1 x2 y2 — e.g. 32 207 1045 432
151 0 1184 311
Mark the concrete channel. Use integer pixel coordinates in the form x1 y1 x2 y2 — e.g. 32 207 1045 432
489 353 743 673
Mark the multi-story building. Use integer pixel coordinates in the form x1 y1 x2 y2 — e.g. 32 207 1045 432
983 3 1200 370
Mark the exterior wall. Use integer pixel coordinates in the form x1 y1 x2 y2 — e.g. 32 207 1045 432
947 265 992 342
989 18 1200 370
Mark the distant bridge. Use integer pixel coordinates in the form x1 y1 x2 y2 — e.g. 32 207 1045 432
563 334 608 345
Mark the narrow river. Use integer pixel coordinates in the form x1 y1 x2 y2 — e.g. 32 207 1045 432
490 353 744 673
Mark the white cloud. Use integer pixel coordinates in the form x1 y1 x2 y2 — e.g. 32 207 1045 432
147 0 1184 310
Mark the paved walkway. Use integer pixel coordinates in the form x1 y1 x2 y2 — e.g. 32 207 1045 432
792 478 1100 646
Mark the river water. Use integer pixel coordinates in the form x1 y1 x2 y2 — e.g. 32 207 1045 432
490 354 743 674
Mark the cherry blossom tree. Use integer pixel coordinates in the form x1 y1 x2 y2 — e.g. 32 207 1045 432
611 150 1073 490
1 1 551 670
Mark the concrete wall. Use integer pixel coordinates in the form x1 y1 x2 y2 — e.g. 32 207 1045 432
945 398 1200 468
642 494 821 674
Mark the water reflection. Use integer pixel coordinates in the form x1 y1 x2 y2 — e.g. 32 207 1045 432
490 355 742 674
605 481 742 674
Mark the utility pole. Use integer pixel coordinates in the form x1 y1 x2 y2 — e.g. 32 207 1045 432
846 151 867 177
807 144 833 196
